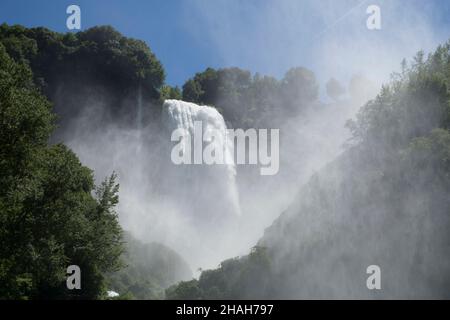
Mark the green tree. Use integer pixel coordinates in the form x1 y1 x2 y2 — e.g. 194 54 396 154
160 84 182 102
0 43 123 299
181 66 319 129
0 24 165 125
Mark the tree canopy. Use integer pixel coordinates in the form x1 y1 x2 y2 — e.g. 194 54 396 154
0 24 165 127
0 42 123 299
181 66 319 129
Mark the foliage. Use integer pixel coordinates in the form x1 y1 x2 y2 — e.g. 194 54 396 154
159 84 182 102
105 232 192 300
0 24 165 126
347 42 450 152
166 246 271 299
0 43 123 299
181 66 319 128
168 40 450 299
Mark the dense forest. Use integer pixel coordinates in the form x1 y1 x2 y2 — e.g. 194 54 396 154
1 22 449 299
0 41 123 299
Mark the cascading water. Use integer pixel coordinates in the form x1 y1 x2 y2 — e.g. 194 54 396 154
147 99 242 270
65 97 245 271
161 99 241 221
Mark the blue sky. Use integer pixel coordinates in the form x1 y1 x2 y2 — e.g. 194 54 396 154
1 0 449 88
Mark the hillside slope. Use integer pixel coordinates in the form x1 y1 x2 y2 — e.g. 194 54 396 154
167 41 450 299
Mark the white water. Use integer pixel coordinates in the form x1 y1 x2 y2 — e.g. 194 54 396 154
133 99 241 271
62 89 362 274
162 99 240 217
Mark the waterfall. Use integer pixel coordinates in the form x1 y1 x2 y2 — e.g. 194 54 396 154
65 97 244 270
161 99 241 221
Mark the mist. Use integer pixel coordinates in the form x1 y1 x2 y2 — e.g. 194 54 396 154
58 72 373 276
45 0 449 296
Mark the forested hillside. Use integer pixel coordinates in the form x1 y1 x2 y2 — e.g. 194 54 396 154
167 42 450 299
3 21 449 300
0 24 168 135
0 23 327 133
182 67 318 129
0 42 123 299
0 24 190 300
106 232 192 300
